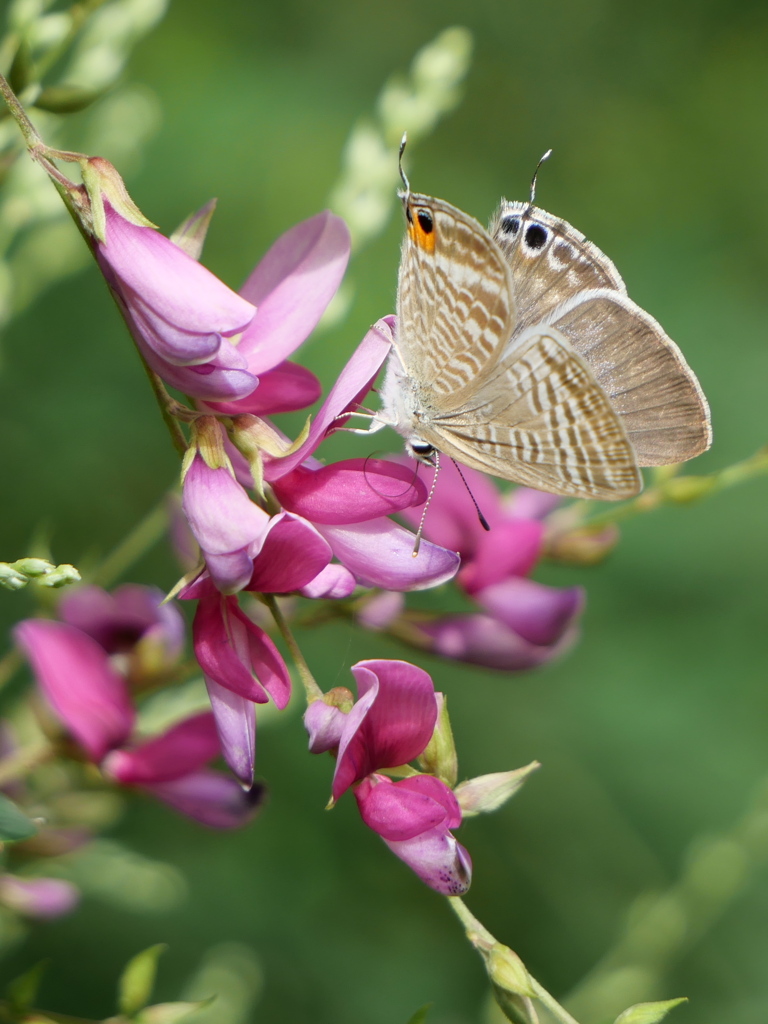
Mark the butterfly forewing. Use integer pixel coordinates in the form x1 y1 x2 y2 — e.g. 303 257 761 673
490 200 712 466
397 194 516 397
421 325 643 500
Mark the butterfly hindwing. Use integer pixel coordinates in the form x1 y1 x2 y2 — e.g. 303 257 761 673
422 325 643 500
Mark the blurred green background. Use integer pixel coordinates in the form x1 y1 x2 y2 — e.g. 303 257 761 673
1 1 768 1022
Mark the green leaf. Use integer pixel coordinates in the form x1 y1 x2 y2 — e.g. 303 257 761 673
6 959 49 1015
135 999 213 1024
405 1005 431 1024
0 794 38 842
614 998 688 1024
118 945 167 1018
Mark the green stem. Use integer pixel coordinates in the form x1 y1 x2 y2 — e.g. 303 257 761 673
0 71 42 147
581 445 768 532
89 496 170 588
139 355 189 458
263 595 323 702
448 898 583 1024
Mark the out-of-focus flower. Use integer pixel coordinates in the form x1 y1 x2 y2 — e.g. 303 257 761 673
382 459 585 670
83 158 350 406
305 659 471 895
14 619 259 829
59 583 184 684
0 874 80 920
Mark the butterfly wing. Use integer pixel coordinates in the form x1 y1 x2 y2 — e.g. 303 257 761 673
420 324 643 500
397 193 517 397
491 200 711 465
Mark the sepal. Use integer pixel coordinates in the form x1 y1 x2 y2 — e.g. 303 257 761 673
455 762 540 817
613 998 688 1024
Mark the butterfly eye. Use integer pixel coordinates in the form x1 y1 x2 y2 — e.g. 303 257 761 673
409 438 436 460
524 223 548 251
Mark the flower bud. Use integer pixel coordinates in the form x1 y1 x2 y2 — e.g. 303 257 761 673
455 762 541 817
417 693 457 787
486 942 536 999
0 564 28 590
545 523 620 566
40 563 81 588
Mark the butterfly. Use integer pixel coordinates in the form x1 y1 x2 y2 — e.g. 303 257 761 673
372 146 711 501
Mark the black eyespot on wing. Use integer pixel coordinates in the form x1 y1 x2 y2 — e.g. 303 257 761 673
417 209 434 234
500 214 520 235
524 223 548 250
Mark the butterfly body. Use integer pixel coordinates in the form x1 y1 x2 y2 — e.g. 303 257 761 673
375 185 711 501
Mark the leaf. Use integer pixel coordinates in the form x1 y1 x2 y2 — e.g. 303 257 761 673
0 793 38 842
135 999 214 1024
614 998 688 1024
6 959 49 1015
405 1005 431 1024
118 945 167 1018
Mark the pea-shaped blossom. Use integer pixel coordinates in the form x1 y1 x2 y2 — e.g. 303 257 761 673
85 157 350 406
304 659 472 896
387 459 584 670
14 615 261 829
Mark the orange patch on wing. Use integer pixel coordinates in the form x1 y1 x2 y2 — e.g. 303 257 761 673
407 209 436 253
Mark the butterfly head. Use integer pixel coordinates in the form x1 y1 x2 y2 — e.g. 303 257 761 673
405 436 437 466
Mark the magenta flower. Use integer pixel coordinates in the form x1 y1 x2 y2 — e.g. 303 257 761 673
0 875 80 920
391 459 584 671
14 619 260 829
89 156 350 406
305 659 472 895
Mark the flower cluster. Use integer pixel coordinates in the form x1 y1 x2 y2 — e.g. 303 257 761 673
15 585 262 829
360 459 584 671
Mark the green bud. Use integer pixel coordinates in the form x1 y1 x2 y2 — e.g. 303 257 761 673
171 200 218 261
34 85 104 114
491 987 539 1024
663 475 717 504
546 523 620 566
418 693 457 786
0 563 29 590
455 762 541 817
485 942 536 1000
135 999 214 1024
40 563 81 588
11 557 53 578
118 944 167 1018
613 998 687 1024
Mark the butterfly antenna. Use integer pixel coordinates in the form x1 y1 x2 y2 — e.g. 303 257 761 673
529 148 553 206
412 451 441 557
451 459 490 531
398 132 411 196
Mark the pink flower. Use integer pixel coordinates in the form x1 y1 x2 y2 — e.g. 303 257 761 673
305 659 471 895
392 460 584 671
0 875 80 920
89 158 350 406
14 619 260 829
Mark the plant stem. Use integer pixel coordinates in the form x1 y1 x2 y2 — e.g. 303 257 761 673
264 595 323 702
448 898 583 1024
139 356 189 458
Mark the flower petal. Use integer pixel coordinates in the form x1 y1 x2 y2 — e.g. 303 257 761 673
193 596 270 702
299 563 357 600
264 318 394 481
238 211 350 372
144 770 265 829
246 513 332 593
304 700 348 754
14 620 134 761
103 712 220 784
318 519 459 591
0 875 80 919
332 660 438 799
355 774 450 841
418 614 580 671
273 459 427 524
476 579 585 646
458 518 544 595
182 455 270 557
204 675 256 786
205 361 321 416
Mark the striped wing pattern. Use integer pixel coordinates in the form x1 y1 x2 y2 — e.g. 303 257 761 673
397 195 516 396
420 326 642 500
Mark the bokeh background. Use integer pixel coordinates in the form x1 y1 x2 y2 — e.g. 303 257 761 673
1 1 768 1022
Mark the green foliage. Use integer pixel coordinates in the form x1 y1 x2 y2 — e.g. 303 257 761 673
0 794 37 843
117 946 167 1019
405 1006 431 1024
5 960 48 1018
613 999 688 1024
